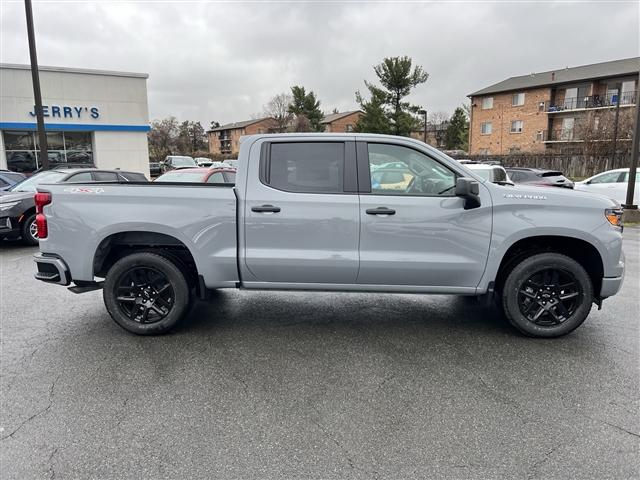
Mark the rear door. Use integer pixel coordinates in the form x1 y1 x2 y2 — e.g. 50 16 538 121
243 140 360 284
357 141 492 288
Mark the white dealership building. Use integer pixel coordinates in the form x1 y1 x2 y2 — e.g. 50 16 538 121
0 63 150 176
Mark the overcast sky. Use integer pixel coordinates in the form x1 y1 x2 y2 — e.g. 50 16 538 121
1 0 638 128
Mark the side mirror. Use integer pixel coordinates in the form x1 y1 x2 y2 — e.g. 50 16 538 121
455 177 481 210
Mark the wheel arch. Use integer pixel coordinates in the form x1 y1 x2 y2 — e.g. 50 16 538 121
93 231 199 287
493 235 604 298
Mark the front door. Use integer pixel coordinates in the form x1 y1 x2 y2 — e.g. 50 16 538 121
244 140 360 284
357 142 492 288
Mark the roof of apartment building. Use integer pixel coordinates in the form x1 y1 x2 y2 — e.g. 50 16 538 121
208 117 273 133
320 110 363 124
469 57 639 97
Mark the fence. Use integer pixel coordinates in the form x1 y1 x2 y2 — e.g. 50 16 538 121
457 154 633 178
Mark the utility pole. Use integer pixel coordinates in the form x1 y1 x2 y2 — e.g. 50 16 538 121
24 0 49 170
418 109 427 143
622 79 639 211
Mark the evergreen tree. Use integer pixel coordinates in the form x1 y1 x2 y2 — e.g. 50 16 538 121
444 107 469 151
355 56 428 136
288 86 324 132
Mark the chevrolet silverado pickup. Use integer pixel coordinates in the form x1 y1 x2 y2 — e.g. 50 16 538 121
33 134 625 337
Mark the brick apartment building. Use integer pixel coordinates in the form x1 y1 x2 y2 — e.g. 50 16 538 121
208 117 277 155
320 110 363 132
468 57 639 155
208 111 363 155
410 121 449 148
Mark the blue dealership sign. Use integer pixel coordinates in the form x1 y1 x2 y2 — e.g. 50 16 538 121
29 105 99 119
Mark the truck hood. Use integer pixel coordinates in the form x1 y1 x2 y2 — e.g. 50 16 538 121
490 183 619 209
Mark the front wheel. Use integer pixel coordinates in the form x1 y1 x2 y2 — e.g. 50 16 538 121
103 252 192 335
501 253 593 338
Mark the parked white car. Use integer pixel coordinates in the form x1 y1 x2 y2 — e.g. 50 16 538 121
574 168 639 205
466 164 513 185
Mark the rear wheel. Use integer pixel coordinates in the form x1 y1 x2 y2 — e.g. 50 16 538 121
21 213 39 246
103 252 191 335
501 253 593 338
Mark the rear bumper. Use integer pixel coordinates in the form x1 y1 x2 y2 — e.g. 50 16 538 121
33 253 71 286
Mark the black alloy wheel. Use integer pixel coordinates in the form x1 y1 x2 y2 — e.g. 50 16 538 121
501 252 593 338
103 252 191 335
115 266 175 324
517 267 582 326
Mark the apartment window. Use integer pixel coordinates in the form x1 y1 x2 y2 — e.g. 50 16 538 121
481 97 493 109
512 93 525 106
479 148 489 155
345 124 354 132
510 120 524 133
480 122 492 135
536 131 545 141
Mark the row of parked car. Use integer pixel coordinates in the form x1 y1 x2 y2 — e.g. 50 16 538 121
457 160 638 206
149 155 238 177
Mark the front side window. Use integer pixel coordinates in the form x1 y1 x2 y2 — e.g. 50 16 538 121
512 93 525 106
368 143 456 196
510 120 524 133
482 97 493 109
266 142 344 193
481 122 492 135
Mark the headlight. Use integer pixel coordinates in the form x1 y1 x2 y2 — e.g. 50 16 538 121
605 208 623 228
0 201 19 211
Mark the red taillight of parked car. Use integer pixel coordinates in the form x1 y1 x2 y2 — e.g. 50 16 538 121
34 192 52 239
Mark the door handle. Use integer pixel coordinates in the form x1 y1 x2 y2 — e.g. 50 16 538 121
251 204 281 213
366 207 396 215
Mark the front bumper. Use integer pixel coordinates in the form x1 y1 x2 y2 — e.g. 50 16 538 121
601 275 624 298
0 216 18 236
33 253 71 286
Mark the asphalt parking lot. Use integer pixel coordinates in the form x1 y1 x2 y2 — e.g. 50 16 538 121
1 230 638 480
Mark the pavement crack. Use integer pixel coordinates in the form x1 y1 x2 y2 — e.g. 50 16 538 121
526 441 566 480
48 447 58 480
1 374 60 441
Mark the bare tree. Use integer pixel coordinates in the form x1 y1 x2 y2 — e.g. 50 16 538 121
263 93 293 132
429 110 449 127
575 109 634 156
147 116 179 161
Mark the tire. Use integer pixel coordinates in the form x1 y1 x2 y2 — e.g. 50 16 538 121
103 252 192 335
501 253 593 338
21 213 39 246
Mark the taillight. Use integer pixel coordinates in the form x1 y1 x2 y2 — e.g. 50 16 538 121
34 192 51 213
34 192 52 239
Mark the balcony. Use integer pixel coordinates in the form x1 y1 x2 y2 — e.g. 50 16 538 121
542 128 583 143
545 90 636 113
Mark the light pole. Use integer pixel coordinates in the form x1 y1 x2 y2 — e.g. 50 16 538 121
622 79 639 212
24 0 49 170
418 109 427 143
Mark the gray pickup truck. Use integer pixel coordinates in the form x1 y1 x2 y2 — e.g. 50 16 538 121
34 134 625 338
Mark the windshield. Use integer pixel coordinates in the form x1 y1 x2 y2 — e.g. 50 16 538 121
8 170 66 192
155 171 206 182
172 157 196 166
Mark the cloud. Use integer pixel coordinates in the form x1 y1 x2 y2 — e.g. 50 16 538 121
1 0 638 128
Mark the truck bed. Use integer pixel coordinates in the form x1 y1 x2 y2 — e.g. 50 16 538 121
37 182 239 288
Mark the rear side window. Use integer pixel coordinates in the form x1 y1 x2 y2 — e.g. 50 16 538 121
207 172 225 183
66 172 93 182
265 142 344 193
539 171 563 178
93 172 119 182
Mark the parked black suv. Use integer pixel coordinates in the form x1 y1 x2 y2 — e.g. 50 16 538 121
0 168 148 245
505 167 574 189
